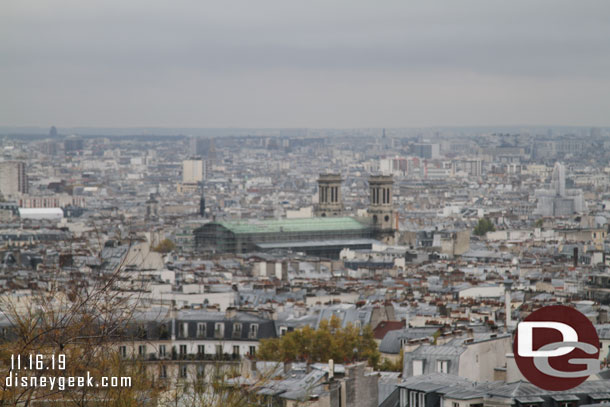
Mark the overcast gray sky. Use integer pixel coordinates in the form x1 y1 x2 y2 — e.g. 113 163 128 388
2 0 610 128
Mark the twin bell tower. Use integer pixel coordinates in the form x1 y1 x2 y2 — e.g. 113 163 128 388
314 173 396 243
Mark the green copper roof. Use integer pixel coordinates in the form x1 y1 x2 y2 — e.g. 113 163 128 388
216 217 368 235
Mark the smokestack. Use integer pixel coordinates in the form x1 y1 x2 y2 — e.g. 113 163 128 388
328 359 334 380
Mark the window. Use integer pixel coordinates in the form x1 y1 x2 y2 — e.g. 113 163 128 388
233 345 240 356
159 324 169 339
179 322 189 338
179 344 187 357
216 345 223 355
159 365 167 379
197 365 205 378
453 403 460 407
197 323 206 338
119 346 127 359
418 393 425 407
400 389 408 407
413 360 424 376
214 322 225 339
249 324 259 339
197 345 205 355
137 324 148 339
409 391 416 407
138 345 147 357
158 345 166 358
179 365 188 378
437 360 449 373
233 323 242 338
249 346 256 356
279 326 288 336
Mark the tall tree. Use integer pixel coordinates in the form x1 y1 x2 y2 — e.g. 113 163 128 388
0 238 157 406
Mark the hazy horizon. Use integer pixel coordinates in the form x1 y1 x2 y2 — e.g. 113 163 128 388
2 124 606 139
3 0 610 128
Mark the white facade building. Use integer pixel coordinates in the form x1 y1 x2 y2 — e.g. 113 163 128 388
0 161 28 198
182 159 206 184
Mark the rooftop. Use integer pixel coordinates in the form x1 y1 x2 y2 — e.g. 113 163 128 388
215 216 368 235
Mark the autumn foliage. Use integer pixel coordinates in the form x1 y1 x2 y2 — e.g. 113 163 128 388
257 316 380 368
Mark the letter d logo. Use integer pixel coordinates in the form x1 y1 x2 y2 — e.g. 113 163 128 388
517 321 577 357
513 305 600 391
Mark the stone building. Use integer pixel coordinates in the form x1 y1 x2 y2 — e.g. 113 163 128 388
194 173 398 258
314 173 344 217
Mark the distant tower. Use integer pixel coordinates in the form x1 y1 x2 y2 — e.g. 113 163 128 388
145 194 159 220
551 162 566 197
314 174 343 217
199 188 206 217
0 161 28 198
208 138 216 161
49 126 58 138
368 174 395 243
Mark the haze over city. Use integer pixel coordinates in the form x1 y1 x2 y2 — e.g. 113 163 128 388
2 0 610 128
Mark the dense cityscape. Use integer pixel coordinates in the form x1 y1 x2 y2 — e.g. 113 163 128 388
4 0 610 405
0 128 610 405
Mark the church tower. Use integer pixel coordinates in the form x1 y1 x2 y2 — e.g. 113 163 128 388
368 175 395 243
314 173 343 217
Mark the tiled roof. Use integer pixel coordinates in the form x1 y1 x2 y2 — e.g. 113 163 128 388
373 321 406 340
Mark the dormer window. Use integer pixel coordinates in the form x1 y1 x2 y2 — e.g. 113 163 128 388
233 323 242 338
249 324 259 339
413 360 424 376
214 322 225 338
178 322 189 338
137 324 148 339
437 360 449 373
159 324 169 340
197 323 206 338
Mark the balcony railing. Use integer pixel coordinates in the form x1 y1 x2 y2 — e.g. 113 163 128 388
149 353 242 361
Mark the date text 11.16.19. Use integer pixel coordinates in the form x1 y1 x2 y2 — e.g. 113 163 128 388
10 354 66 371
